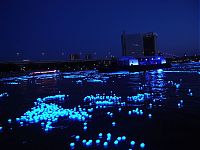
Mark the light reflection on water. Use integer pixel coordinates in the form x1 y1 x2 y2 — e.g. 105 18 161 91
0 62 200 150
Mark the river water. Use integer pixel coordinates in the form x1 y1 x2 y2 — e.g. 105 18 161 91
0 62 200 150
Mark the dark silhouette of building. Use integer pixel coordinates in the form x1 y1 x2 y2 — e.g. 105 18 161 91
143 32 158 56
121 32 158 57
121 32 144 57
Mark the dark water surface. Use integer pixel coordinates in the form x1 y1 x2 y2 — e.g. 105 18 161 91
0 63 200 150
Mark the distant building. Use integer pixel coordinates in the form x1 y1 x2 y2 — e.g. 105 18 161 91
69 54 80 61
121 32 158 57
121 32 144 57
143 32 158 56
85 54 92 60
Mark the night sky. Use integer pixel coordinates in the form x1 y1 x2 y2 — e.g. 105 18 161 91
0 0 199 61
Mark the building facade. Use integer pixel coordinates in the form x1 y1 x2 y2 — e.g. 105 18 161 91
121 32 144 57
143 32 158 56
121 32 158 57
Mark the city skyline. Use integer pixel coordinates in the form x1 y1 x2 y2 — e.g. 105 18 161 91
0 0 199 61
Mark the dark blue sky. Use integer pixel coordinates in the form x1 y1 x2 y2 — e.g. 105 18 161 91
0 0 199 61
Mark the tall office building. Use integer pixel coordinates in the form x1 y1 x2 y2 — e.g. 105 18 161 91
143 32 158 56
121 32 158 57
121 32 144 57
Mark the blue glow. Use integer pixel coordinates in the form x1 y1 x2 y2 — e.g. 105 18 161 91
70 142 75 147
157 69 163 73
130 141 135 146
36 94 66 103
127 93 151 102
140 142 145 148
114 140 119 145
112 122 116 126
83 92 122 106
16 94 90 131
96 139 100 144
8 119 12 123
148 114 152 118
98 133 103 137
6 82 20 85
122 136 126 140
117 137 122 141
103 141 108 147
128 108 144 116
86 79 104 83
0 92 9 98
64 75 86 79
82 139 87 144
129 59 139 66
76 80 83 84
75 135 80 140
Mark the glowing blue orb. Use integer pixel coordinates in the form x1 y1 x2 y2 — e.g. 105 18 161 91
99 133 103 137
8 119 12 123
82 139 87 144
70 142 75 147
140 142 145 148
130 141 135 146
148 114 152 118
103 142 108 147
122 136 126 140
117 137 122 141
75 135 80 140
112 122 116 126
96 139 100 144
114 140 119 145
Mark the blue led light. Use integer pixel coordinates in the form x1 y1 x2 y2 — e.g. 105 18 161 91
16 94 90 131
127 93 151 102
86 141 91 146
114 140 119 145
6 82 19 85
122 136 126 140
0 92 9 98
128 111 132 115
96 139 100 144
148 114 152 118
117 137 122 141
112 122 116 126
83 92 122 106
70 142 75 147
88 139 93 144
140 142 145 148
98 133 103 137
82 139 87 144
75 135 80 140
8 119 12 123
103 141 108 147
130 141 135 146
